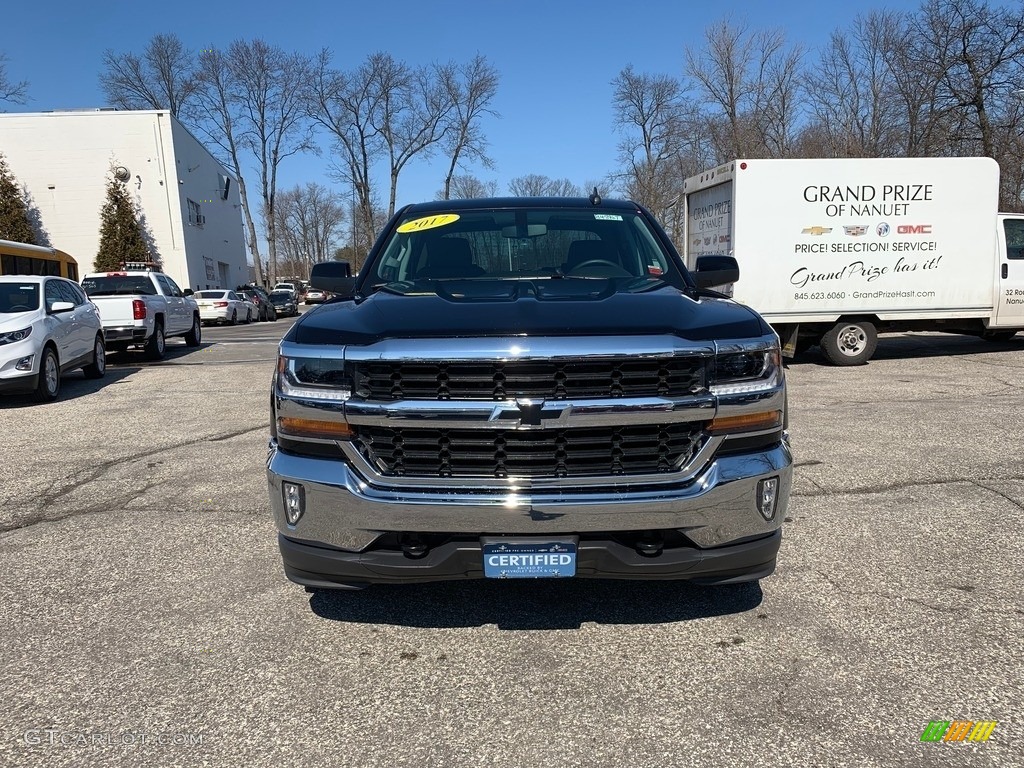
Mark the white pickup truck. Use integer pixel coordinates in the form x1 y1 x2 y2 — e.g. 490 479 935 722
80 270 201 359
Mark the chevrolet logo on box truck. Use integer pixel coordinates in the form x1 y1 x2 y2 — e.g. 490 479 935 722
683 157 1024 364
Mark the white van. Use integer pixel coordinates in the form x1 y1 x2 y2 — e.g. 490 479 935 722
683 157 1024 364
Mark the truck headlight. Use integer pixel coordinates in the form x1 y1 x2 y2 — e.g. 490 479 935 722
711 346 782 395
276 355 355 440
277 356 352 401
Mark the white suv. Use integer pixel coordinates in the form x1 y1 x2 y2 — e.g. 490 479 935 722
0 275 106 401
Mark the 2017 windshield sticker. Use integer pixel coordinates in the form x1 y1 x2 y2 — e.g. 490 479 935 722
594 214 623 221
397 214 460 233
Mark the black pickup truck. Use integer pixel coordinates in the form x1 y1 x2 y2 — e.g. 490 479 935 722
266 196 792 590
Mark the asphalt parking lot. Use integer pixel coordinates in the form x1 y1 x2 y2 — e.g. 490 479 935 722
1 322 1021 768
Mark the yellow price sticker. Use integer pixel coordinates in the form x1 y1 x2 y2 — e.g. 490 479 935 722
396 214 460 233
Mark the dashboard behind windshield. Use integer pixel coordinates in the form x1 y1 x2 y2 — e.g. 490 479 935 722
368 207 682 287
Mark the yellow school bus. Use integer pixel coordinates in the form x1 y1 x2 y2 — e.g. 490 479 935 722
0 239 79 281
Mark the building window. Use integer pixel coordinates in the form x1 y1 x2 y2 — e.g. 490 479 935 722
188 199 205 227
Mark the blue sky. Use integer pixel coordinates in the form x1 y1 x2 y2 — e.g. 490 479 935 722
4 0 929 226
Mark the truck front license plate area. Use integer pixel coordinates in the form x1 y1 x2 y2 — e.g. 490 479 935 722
481 537 578 579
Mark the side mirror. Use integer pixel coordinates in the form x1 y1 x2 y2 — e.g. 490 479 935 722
310 261 356 297
183 288 194 296
49 301 75 314
693 255 739 290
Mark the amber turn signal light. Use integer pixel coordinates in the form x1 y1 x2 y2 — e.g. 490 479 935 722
277 417 354 439
708 410 783 435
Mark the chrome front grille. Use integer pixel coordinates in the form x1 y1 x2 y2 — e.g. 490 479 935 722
352 357 706 401
353 423 706 479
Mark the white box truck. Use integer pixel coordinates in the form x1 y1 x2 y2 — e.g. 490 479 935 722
682 157 1024 364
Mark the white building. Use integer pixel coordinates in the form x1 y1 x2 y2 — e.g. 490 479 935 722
0 109 248 291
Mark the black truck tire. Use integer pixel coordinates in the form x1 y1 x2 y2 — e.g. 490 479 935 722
820 320 877 366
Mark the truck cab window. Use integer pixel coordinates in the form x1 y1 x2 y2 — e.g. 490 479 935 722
1004 219 1024 260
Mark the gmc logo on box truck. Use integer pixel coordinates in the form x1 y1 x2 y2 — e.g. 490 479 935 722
897 224 932 234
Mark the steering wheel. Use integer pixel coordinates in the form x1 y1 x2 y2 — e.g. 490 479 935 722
570 259 619 271
7 304 30 312
567 259 632 277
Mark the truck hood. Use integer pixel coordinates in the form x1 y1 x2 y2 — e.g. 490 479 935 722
287 279 770 346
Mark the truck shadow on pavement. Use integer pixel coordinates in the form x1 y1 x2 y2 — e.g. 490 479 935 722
788 333 1022 366
308 578 763 629
0 367 138 408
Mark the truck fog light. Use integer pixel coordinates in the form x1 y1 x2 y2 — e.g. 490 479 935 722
757 477 779 520
283 482 305 525
16 355 33 371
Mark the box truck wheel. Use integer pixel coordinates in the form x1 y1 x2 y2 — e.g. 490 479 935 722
821 320 877 365
982 330 1017 342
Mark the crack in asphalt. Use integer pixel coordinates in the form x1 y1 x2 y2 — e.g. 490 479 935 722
2 425 267 535
792 475 1024 499
970 481 1024 513
817 571 960 615
1 478 170 535
0 496 272 540
771 655 806 718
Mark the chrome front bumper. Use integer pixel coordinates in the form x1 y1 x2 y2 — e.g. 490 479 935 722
266 437 792 552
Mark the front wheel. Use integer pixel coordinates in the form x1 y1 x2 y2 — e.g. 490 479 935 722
185 315 202 347
820 320 877 366
34 346 60 402
982 331 1018 342
83 335 106 378
145 321 166 360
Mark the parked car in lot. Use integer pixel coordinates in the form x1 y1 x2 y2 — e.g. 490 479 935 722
274 281 299 295
237 286 277 322
0 275 106 401
193 290 250 326
80 269 201 360
234 292 258 323
303 288 328 304
269 290 299 317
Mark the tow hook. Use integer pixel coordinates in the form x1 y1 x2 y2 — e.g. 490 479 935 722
636 536 663 557
400 535 428 558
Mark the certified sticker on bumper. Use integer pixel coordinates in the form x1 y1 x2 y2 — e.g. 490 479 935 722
482 539 577 579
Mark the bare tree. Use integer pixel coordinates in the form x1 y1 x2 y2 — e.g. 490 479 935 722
307 51 387 256
308 51 461 252
438 55 500 199
269 183 347 277
373 56 455 216
99 34 198 117
508 175 581 196
686 16 805 159
912 0 1024 207
803 12 909 157
192 47 266 286
0 53 28 106
611 66 691 219
440 174 499 199
229 40 314 285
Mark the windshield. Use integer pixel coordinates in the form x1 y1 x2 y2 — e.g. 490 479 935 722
0 283 40 313
367 207 680 291
81 275 157 296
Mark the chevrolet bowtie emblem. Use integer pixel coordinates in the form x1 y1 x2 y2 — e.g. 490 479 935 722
516 401 544 426
492 399 569 428
802 226 833 236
